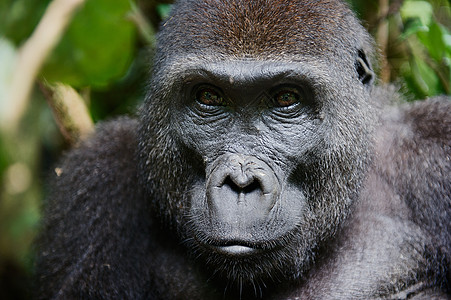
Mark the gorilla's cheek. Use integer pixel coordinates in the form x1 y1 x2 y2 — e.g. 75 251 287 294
188 153 306 255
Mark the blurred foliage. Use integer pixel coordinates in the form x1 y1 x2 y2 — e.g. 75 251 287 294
41 0 136 88
400 0 451 96
348 0 451 97
0 0 449 299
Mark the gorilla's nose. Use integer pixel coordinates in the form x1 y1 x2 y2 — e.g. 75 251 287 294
206 153 280 224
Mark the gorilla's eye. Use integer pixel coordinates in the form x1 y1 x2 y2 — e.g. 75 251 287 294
196 87 226 106
273 89 300 107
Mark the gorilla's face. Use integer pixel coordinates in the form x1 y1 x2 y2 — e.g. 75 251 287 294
140 56 375 285
138 0 377 287
175 61 320 251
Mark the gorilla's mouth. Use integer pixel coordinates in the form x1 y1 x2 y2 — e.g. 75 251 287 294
200 238 281 257
216 245 260 255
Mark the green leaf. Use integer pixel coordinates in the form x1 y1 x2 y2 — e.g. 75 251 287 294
403 55 443 98
156 4 172 20
400 17 428 39
400 0 433 27
417 21 449 62
0 0 50 45
41 0 136 88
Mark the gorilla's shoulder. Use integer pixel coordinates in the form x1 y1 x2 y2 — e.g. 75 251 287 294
401 96 451 143
374 97 450 248
37 117 151 299
376 97 450 170
49 117 141 206
63 116 138 167
76 116 139 158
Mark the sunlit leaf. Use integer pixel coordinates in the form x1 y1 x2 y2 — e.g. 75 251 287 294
400 0 433 27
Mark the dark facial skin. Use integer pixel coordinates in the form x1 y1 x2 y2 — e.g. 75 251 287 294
176 61 319 248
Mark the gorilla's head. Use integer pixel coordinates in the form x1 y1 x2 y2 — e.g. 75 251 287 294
139 0 377 288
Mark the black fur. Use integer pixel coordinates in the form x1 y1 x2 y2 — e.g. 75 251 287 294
35 0 450 299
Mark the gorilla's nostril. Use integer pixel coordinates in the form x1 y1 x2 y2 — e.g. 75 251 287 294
223 176 241 193
242 180 261 194
222 176 261 194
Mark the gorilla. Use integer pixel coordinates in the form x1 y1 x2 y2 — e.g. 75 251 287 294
35 0 450 299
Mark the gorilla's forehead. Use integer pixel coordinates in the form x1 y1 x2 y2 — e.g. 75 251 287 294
160 57 333 88
159 0 360 58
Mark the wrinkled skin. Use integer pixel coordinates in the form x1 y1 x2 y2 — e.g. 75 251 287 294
35 0 450 299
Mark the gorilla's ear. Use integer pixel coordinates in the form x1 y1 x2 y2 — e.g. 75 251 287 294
355 49 374 86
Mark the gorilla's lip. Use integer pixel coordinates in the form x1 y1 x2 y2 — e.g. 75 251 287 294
194 229 293 256
215 245 260 256
196 233 290 256
202 239 276 256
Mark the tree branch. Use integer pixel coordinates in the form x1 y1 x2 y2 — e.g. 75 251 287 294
3 0 85 132
39 82 94 145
